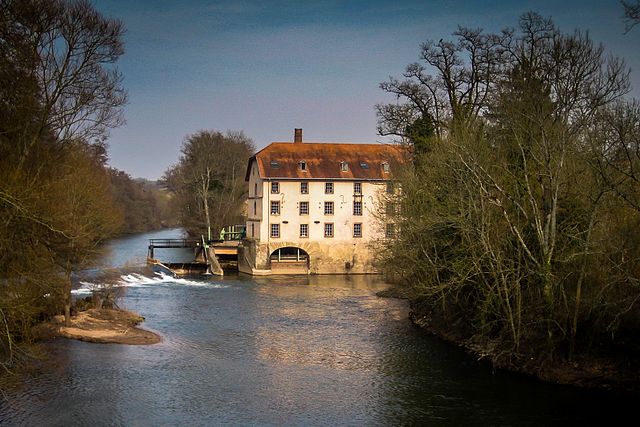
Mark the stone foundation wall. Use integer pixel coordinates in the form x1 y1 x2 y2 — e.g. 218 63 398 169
238 239 271 275
239 239 378 275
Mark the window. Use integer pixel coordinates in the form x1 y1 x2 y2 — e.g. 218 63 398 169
271 182 279 194
299 201 309 215
385 223 395 238
254 183 257 196
340 161 348 172
300 182 308 194
386 202 396 215
354 182 362 194
271 223 280 238
353 223 362 238
386 181 394 194
270 201 280 215
253 200 256 215
324 223 334 238
300 224 309 238
251 223 254 237
325 182 334 194
299 161 307 171
382 162 390 173
353 201 362 216
324 201 334 215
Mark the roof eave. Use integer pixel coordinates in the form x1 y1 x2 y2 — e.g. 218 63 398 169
244 156 257 182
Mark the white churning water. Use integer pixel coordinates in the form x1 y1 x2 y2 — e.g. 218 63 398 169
72 271 227 295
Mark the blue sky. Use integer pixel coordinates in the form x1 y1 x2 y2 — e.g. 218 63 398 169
95 0 640 179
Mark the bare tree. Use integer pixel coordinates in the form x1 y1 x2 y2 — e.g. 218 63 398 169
377 26 506 140
45 143 122 324
377 12 637 365
0 0 127 347
164 130 254 238
591 100 640 211
622 1 640 32
1 0 126 169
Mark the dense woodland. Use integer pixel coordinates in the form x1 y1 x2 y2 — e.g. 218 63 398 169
376 12 640 380
0 0 250 384
0 0 173 381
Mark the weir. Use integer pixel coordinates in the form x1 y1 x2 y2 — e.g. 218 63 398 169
147 227 243 276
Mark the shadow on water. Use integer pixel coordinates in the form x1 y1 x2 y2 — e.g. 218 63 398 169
1 229 637 426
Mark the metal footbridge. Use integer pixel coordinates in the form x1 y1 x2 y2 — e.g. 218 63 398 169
147 227 244 276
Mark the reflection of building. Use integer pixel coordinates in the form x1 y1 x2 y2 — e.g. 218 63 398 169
238 129 404 275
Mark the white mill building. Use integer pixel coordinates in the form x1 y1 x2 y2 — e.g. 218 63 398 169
238 129 404 275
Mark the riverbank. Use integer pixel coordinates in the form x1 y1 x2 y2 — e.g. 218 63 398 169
34 308 161 345
6 261 638 425
407 298 640 393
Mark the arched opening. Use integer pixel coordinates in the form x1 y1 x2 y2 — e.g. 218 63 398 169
269 247 309 274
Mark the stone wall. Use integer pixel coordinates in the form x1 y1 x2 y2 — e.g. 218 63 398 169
238 238 379 275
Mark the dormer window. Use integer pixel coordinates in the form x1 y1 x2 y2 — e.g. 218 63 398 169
340 161 349 172
359 162 369 169
270 160 280 168
299 160 307 171
382 162 390 173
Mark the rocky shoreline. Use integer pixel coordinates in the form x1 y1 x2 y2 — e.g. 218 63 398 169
34 308 161 345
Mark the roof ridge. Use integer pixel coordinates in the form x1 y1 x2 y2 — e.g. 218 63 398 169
253 141 398 157
266 143 390 148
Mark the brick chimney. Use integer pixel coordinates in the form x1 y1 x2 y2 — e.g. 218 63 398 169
294 128 303 143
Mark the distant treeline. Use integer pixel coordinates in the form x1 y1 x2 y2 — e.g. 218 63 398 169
109 169 178 234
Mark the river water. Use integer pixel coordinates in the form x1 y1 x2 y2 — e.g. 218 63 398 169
0 229 636 426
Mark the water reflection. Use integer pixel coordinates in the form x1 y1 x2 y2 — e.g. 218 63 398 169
1 229 637 426
251 273 392 292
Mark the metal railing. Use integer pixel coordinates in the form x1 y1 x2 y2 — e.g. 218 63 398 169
149 227 245 250
220 231 245 241
148 239 201 248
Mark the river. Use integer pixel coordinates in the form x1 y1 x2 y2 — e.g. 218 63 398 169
0 229 636 426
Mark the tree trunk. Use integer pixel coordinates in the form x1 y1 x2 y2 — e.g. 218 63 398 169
64 272 72 326
570 193 602 360
201 168 211 236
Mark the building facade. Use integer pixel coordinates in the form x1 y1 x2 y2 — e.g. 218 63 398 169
238 129 403 275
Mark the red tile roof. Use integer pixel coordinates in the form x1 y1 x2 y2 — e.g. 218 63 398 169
246 142 407 181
